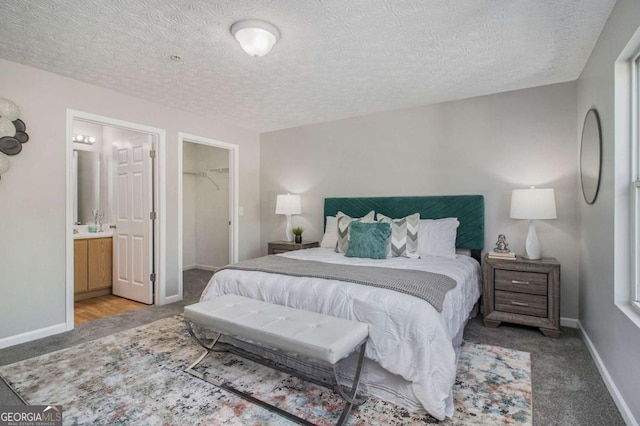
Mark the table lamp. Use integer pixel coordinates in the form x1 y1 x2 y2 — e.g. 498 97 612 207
510 187 557 260
275 193 301 242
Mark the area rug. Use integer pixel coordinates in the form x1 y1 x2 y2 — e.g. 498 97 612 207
0 316 531 425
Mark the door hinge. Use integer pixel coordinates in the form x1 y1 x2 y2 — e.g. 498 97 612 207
150 211 157 220
149 149 156 159
150 273 156 282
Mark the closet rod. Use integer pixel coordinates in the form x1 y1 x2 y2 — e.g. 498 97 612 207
183 169 225 190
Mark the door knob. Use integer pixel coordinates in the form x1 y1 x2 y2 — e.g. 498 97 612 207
109 224 117 229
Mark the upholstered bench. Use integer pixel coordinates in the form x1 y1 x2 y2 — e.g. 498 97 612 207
184 294 369 426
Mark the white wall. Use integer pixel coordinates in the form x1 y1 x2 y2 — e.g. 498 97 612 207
0 58 261 344
260 81 580 320
577 0 640 423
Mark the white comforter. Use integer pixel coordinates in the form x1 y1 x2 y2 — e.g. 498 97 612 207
200 248 481 420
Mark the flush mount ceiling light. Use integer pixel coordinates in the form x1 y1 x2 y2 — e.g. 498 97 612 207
230 19 280 57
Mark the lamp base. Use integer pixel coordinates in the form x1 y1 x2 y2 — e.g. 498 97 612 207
284 214 293 242
522 219 541 260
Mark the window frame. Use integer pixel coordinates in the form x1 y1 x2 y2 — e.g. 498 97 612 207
633 51 640 314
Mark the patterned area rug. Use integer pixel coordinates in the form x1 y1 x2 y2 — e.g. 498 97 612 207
0 316 531 425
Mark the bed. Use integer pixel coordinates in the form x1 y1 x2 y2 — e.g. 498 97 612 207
199 195 484 420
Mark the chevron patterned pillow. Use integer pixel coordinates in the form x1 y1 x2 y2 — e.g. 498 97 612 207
335 211 375 253
376 212 420 258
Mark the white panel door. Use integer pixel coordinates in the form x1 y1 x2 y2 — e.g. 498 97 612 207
112 136 153 304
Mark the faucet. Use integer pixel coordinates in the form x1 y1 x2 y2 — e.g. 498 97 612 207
92 209 105 232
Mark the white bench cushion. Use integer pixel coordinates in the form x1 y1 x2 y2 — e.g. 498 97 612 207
184 294 368 365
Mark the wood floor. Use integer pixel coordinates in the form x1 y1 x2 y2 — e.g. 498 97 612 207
74 295 147 326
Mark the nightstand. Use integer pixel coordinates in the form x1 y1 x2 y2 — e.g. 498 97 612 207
268 241 320 255
483 254 561 338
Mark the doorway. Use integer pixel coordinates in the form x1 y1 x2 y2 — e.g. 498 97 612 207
183 142 229 270
65 110 167 331
178 133 238 297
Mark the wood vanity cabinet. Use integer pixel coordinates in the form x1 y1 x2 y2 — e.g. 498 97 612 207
74 237 113 299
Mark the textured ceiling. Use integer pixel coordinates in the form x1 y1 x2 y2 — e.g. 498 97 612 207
0 0 616 132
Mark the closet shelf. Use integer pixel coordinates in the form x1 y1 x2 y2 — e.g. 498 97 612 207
183 167 229 190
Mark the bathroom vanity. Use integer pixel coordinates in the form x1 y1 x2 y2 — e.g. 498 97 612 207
74 233 113 300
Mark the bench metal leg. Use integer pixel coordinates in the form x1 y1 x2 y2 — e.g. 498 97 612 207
184 320 368 426
333 341 368 426
185 320 221 353
186 349 317 426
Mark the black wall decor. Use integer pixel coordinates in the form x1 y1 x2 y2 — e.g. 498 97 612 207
0 97 29 180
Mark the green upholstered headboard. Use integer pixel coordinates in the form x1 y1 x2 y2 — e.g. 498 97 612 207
324 195 485 258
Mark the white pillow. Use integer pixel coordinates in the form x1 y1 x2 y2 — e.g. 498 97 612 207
376 212 420 258
417 218 459 258
320 216 339 248
336 211 376 253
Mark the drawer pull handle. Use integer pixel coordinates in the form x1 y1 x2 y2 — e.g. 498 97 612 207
511 301 529 307
511 280 530 285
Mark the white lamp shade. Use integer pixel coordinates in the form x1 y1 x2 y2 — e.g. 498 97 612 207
231 19 280 57
275 194 301 215
510 188 557 220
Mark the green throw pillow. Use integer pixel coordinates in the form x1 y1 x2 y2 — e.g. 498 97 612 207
345 222 391 259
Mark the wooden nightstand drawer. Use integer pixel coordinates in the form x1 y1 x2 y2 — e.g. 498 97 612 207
495 290 547 317
271 248 290 254
268 241 320 255
495 270 547 295
483 254 560 338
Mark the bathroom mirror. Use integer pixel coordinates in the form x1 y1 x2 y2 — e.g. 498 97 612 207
580 108 602 205
73 150 101 224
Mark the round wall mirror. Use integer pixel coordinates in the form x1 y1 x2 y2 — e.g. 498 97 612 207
580 108 602 205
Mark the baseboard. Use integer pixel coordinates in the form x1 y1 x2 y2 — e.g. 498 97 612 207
163 294 183 305
578 321 639 426
182 264 196 271
0 322 67 350
194 264 219 272
560 317 578 328
74 287 111 301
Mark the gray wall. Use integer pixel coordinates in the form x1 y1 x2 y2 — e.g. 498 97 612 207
0 58 261 344
577 0 640 422
261 81 580 320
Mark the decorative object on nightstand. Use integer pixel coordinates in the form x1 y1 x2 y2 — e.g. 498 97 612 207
488 234 516 260
483 254 561 338
510 187 557 260
292 226 304 244
494 234 509 252
275 193 302 242
487 234 516 260
268 240 319 255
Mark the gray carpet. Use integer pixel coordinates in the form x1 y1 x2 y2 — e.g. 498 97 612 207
0 269 625 425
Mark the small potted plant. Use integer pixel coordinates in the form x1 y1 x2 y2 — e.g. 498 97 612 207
292 226 304 243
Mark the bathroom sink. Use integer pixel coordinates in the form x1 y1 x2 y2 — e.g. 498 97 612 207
73 225 114 239
74 231 113 239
